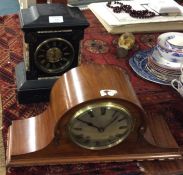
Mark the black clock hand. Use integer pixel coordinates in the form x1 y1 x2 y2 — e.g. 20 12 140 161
77 118 103 132
103 113 119 130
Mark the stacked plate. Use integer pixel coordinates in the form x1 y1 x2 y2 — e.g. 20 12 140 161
129 32 183 85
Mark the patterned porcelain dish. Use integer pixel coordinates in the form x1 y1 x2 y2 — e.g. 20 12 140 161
151 46 181 70
129 49 171 85
157 32 183 63
165 34 183 50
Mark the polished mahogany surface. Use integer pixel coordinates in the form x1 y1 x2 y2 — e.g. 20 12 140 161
6 64 183 167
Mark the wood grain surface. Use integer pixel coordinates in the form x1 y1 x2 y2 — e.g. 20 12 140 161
6 64 183 167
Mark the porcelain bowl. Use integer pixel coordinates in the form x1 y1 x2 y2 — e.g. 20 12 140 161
157 32 183 63
165 33 183 50
152 46 181 70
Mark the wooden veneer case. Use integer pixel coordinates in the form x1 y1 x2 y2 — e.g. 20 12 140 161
6 64 183 167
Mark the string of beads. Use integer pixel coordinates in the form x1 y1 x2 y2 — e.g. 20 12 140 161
106 1 155 18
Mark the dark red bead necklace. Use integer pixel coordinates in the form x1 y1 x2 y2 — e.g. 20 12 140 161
106 1 155 18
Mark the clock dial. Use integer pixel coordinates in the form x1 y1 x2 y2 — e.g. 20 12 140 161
68 102 134 150
34 38 74 74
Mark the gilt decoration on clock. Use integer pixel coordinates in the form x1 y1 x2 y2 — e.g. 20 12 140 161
34 38 74 74
68 102 134 150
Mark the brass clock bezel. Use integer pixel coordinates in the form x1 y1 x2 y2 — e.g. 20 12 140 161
68 102 134 150
34 37 75 74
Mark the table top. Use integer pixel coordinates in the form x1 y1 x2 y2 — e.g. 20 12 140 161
0 7 183 175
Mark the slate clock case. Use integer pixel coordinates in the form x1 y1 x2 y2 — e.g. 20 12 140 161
16 3 89 104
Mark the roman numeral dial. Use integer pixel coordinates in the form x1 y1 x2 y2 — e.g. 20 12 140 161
68 102 134 150
34 38 74 74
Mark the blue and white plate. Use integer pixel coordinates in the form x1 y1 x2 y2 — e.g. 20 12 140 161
129 49 171 85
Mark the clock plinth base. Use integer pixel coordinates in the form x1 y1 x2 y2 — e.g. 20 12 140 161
6 128 183 167
15 62 57 104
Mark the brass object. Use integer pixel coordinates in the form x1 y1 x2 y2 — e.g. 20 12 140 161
34 38 74 74
68 102 134 150
118 32 135 50
117 32 135 58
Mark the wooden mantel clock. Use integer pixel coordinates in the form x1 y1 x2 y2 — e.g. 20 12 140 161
7 64 183 167
15 3 89 104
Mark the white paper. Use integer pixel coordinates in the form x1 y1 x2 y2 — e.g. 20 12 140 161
148 0 182 14
88 0 183 26
49 16 64 23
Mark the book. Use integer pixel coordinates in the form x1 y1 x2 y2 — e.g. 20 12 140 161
88 0 183 34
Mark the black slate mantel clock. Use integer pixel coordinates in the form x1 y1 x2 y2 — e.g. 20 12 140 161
16 3 89 104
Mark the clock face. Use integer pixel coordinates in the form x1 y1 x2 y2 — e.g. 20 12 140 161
68 102 134 150
34 38 74 74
